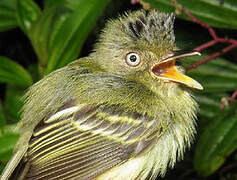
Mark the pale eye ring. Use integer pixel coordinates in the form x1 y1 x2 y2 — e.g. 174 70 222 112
125 52 141 67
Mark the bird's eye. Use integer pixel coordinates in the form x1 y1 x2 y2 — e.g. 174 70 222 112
125 52 141 67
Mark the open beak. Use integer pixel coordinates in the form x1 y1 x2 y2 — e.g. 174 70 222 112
152 51 203 90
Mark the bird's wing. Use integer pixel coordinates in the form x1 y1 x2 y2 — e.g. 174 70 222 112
24 101 161 180
0 146 27 180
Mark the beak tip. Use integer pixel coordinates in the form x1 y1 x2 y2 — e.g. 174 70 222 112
197 86 204 90
191 82 203 90
193 51 201 56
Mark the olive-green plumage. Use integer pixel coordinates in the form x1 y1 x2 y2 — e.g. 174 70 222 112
1 10 201 180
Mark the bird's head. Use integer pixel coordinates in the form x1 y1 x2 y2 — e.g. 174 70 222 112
91 10 203 92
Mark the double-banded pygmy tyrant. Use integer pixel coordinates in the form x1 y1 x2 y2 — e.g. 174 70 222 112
1 9 203 180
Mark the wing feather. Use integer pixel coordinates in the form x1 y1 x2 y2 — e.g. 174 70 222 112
12 103 161 180
0 147 27 180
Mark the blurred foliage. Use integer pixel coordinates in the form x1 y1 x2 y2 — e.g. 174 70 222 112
194 102 237 177
0 0 237 179
0 0 18 32
0 56 32 86
143 0 237 29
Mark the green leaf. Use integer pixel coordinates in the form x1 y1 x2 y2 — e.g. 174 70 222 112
28 2 73 71
196 92 226 119
28 5 59 70
29 0 110 75
27 63 40 83
16 0 42 34
46 0 110 73
194 102 237 176
184 55 237 92
195 92 230 135
143 0 237 29
0 101 6 133
0 124 19 164
4 85 25 124
0 56 33 87
0 0 18 31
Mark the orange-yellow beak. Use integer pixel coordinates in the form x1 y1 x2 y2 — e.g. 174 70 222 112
152 51 203 90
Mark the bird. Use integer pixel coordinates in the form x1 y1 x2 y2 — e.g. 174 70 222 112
1 9 203 180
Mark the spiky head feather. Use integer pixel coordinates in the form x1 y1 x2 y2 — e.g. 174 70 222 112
103 10 175 48
96 10 175 52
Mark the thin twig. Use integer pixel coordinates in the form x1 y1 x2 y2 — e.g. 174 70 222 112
230 90 237 103
182 9 218 40
194 40 217 52
131 0 139 4
180 8 237 71
220 90 237 110
174 1 237 110
186 43 237 70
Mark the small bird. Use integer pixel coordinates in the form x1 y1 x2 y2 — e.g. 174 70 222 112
1 9 203 180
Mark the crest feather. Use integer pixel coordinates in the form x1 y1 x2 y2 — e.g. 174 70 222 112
100 10 175 49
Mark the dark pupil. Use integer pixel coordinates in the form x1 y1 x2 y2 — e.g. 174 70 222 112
129 55 137 62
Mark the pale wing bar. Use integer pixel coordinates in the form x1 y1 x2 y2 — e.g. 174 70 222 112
24 103 160 180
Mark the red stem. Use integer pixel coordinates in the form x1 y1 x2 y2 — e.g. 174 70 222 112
194 40 217 52
186 43 237 71
181 6 237 109
231 90 237 103
183 9 218 40
182 8 237 71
